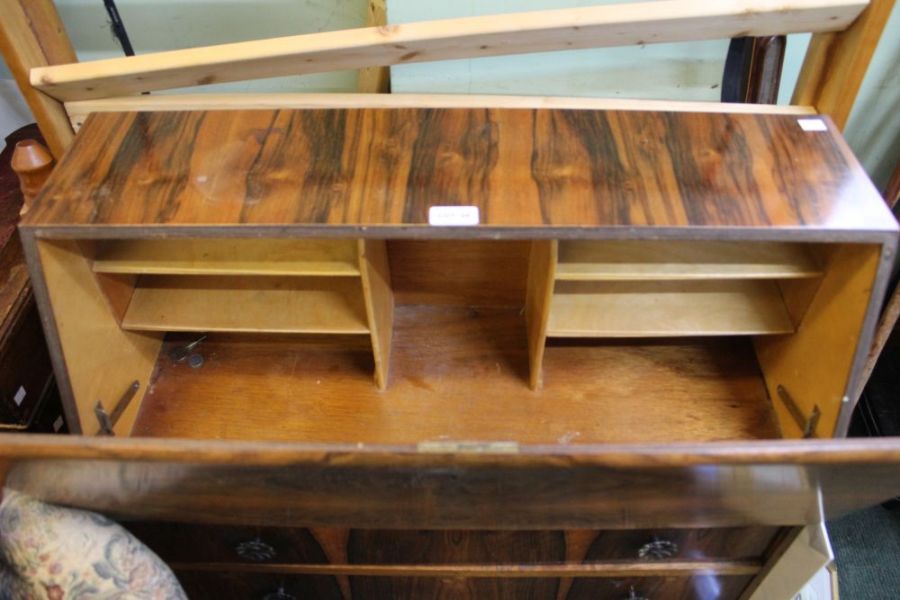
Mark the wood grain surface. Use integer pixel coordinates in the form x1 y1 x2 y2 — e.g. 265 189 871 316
29 0 866 102
6 434 900 529
21 109 896 240
130 307 780 444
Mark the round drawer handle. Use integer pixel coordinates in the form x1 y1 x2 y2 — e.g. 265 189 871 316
262 587 296 600
624 586 650 600
235 537 277 562
637 539 678 560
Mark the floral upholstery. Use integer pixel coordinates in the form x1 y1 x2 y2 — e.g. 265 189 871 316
0 489 186 599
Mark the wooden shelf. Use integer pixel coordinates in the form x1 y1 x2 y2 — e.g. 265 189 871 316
555 241 821 281
547 280 794 337
93 239 361 277
121 275 370 334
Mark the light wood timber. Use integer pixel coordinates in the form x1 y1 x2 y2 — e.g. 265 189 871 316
525 241 556 389
555 241 821 281
357 0 390 94
92 239 361 277
755 244 884 438
792 0 896 130
29 239 161 435
0 0 76 158
359 240 394 390
64 94 817 132
547 280 795 338
30 0 868 101
121 276 370 335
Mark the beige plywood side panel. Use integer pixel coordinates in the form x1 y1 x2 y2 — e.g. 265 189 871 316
36 240 162 436
755 244 882 439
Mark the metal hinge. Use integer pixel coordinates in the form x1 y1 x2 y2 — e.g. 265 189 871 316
94 380 140 436
777 385 821 438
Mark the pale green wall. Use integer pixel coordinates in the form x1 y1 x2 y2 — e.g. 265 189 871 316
0 0 896 187
55 0 366 93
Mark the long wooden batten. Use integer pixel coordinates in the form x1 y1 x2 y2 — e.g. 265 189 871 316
63 94 818 133
30 0 868 101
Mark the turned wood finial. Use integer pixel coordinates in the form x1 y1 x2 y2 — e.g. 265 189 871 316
11 139 54 215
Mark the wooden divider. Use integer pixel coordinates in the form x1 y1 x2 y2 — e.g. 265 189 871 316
30 0 867 101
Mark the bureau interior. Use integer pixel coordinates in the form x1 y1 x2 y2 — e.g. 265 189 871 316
36 237 880 443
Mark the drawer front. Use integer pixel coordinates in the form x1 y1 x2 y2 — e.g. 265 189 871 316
176 572 341 600
175 572 753 600
566 575 754 600
579 528 778 562
124 522 330 565
125 524 777 566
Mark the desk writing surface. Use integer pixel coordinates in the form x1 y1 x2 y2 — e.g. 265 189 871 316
21 108 897 239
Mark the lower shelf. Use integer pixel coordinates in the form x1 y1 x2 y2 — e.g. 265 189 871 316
547 280 795 337
132 306 780 444
121 275 370 334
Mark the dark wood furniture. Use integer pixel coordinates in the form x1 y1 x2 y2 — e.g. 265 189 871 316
1 106 897 599
0 126 64 434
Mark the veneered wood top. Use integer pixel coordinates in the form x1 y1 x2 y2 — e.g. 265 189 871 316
22 109 897 241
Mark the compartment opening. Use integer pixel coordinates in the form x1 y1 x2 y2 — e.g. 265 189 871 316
43 238 877 444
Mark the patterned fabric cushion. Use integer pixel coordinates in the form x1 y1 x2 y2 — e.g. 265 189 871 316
0 489 186 599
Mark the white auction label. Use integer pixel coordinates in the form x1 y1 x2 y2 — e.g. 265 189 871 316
428 205 480 226
13 386 25 406
798 118 828 132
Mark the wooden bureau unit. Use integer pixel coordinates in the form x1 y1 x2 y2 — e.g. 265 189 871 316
10 107 900 599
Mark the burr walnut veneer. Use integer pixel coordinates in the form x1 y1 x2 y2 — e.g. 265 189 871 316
12 107 900 599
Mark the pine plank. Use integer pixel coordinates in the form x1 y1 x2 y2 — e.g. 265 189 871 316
31 0 867 101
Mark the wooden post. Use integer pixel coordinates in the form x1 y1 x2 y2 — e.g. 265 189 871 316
792 0 897 130
0 0 77 159
357 0 390 93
